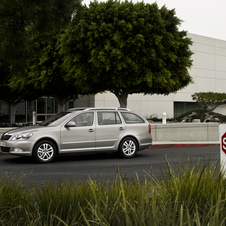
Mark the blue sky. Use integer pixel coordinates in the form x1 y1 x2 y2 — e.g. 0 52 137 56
81 0 226 41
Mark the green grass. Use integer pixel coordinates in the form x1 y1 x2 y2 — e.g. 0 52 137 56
0 157 226 225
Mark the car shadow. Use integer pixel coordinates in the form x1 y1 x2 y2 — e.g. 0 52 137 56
1 150 150 164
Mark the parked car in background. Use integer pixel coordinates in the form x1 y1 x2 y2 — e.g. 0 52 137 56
0 108 152 163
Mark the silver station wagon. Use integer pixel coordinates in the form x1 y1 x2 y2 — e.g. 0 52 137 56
0 108 152 163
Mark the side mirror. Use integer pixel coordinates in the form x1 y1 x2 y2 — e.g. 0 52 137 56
65 121 76 127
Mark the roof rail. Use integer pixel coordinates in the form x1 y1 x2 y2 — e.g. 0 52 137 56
84 107 118 111
83 107 131 111
117 107 131 111
68 107 131 111
68 107 87 111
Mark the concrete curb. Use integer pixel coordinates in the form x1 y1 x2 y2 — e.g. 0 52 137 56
149 143 220 149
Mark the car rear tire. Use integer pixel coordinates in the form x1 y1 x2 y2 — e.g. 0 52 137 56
119 137 138 158
33 140 56 163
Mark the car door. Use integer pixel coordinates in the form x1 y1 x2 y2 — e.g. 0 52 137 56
95 111 125 150
60 112 95 152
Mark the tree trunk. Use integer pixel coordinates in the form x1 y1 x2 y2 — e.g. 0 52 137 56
55 97 68 113
113 91 128 108
57 102 65 113
10 104 16 125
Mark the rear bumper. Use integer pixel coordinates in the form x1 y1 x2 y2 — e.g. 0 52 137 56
139 136 152 151
139 143 152 151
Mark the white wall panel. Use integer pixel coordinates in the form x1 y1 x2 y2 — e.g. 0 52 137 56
195 52 216 70
216 47 226 57
138 101 173 118
173 93 194 101
216 39 226 49
216 55 226 71
195 77 216 92
216 71 226 80
196 43 215 54
194 35 216 46
215 79 226 92
195 68 215 78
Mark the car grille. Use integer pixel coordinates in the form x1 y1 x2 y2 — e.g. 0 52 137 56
1 134 12 141
0 146 10 153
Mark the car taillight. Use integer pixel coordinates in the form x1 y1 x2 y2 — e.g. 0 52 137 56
148 124 151 133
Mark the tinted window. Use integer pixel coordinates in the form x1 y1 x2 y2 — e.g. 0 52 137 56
71 112 94 127
39 112 73 126
121 112 144 124
98 112 121 125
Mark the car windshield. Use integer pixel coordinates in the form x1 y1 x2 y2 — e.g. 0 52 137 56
39 111 73 126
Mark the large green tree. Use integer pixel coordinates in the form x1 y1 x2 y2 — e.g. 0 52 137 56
0 0 82 121
15 0 83 113
60 0 193 108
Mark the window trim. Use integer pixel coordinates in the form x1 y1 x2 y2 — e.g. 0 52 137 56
71 112 94 127
121 112 145 124
97 111 122 125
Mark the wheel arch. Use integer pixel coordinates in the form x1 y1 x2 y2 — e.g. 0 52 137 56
32 137 59 156
118 135 139 151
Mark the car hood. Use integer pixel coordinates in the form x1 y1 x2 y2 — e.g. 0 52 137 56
4 125 46 135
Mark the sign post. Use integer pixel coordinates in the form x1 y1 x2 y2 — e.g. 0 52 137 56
220 124 226 173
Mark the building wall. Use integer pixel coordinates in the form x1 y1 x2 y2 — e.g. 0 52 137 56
94 33 226 118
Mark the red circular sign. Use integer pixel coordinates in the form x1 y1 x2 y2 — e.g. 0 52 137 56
222 132 226 154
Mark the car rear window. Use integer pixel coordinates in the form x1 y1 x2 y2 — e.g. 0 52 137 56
121 112 145 124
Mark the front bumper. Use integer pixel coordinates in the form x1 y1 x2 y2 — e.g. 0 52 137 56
0 140 33 156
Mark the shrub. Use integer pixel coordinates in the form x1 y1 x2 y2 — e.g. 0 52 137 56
0 157 226 225
175 109 226 122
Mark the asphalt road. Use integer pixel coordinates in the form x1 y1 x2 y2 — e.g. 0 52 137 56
0 146 220 185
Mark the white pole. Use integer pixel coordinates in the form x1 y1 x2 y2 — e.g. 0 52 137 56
162 112 166 124
33 111 36 125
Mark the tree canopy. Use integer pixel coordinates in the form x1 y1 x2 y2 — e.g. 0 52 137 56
0 0 79 68
192 92 226 112
60 0 193 107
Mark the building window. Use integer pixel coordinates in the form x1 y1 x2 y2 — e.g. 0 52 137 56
0 101 9 123
174 102 204 118
27 97 57 122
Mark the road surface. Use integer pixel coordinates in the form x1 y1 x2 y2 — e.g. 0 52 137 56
0 146 220 185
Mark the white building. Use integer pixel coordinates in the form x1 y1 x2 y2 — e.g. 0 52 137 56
1 33 226 122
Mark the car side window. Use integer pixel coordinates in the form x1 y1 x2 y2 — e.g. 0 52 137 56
121 112 144 124
98 112 122 125
71 112 94 127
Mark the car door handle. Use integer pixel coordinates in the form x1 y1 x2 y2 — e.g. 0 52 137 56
119 127 124 131
89 129 94 132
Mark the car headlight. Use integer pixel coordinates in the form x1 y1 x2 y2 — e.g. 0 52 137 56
12 133 33 141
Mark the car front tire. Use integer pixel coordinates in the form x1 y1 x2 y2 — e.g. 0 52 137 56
119 137 138 158
33 140 57 163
